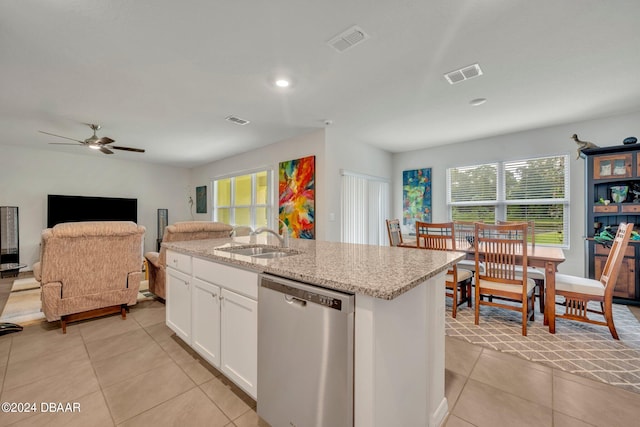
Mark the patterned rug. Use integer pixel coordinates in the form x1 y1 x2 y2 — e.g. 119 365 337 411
0 278 153 325
446 299 640 394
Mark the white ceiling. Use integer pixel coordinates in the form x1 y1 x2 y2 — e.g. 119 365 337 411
2 1 640 168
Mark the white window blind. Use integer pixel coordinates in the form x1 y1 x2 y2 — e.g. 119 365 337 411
447 154 569 247
341 171 389 245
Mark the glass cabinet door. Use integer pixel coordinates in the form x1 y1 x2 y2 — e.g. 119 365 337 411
593 153 633 179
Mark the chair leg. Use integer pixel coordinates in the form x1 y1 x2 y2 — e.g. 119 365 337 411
452 284 458 319
466 282 472 307
121 305 127 320
605 306 620 340
61 318 67 334
474 286 480 326
534 279 545 313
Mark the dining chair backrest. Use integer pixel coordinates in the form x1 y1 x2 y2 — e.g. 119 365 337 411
386 219 403 247
475 222 528 284
453 220 482 250
415 221 456 251
496 220 536 247
600 222 633 295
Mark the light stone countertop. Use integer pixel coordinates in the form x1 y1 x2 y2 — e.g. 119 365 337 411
163 235 465 300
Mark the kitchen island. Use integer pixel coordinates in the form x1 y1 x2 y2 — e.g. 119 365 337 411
164 235 464 427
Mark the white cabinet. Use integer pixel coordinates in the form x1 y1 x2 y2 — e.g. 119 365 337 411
166 253 258 399
166 268 191 343
191 278 221 368
220 288 258 396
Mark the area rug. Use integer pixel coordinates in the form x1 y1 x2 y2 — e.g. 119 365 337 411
446 299 640 394
0 278 153 325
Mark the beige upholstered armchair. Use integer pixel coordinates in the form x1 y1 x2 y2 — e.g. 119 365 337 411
33 221 145 333
144 221 233 299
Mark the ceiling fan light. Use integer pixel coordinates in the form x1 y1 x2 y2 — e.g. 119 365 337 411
89 144 101 150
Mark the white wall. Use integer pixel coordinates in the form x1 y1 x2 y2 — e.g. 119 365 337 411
189 130 327 239
0 145 191 269
392 109 640 276
324 128 394 242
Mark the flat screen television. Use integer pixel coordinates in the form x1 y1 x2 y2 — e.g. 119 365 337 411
47 194 137 228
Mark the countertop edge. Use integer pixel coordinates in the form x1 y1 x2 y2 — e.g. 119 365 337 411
163 239 465 300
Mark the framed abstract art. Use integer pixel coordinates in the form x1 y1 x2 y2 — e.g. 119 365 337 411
402 168 432 234
279 155 315 239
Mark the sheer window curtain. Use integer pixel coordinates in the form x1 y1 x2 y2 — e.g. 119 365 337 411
341 171 390 245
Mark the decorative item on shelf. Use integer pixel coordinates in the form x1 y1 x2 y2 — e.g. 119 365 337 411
611 185 629 203
632 183 640 202
623 136 637 145
572 133 599 159
599 197 611 206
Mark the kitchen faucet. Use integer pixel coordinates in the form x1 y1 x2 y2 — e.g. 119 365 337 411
251 221 289 247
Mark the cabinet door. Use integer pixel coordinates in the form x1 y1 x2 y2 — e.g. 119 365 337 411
594 255 636 299
593 154 633 179
166 268 191 343
192 278 221 368
220 288 257 399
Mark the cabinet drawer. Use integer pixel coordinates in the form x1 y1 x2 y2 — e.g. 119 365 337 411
593 205 619 213
594 243 634 257
622 204 640 213
166 250 192 274
193 257 258 299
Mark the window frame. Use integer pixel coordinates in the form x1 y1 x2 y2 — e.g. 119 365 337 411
446 154 570 248
212 167 273 229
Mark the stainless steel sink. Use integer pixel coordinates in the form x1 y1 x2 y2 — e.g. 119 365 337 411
218 245 299 258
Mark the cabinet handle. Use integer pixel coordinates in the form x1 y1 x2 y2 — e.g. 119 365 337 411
219 295 224 301
212 293 218 298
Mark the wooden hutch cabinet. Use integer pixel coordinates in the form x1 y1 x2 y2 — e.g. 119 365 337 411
582 144 640 304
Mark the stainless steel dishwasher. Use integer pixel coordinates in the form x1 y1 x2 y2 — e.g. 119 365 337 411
257 274 355 427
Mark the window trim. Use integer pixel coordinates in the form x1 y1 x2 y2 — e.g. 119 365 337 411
212 167 274 229
446 154 570 248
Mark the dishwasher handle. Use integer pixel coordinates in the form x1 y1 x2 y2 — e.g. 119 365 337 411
259 274 354 313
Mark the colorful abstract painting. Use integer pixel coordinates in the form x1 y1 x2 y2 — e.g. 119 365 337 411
279 155 315 239
402 168 431 233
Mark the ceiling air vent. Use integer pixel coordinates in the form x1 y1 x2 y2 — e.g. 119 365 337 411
225 115 250 126
328 26 370 52
444 63 483 85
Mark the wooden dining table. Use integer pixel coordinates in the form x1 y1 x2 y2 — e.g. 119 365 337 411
401 240 566 333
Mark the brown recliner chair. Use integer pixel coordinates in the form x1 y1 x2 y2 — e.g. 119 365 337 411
144 221 233 299
33 221 145 333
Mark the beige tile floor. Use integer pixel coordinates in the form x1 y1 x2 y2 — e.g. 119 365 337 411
1 300 639 427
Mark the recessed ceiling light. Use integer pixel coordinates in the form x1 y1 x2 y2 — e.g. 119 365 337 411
275 79 290 88
470 98 487 106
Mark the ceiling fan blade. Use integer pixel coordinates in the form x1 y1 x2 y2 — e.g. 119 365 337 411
38 131 84 144
97 137 115 145
48 142 82 146
99 146 114 155
111 146 145 153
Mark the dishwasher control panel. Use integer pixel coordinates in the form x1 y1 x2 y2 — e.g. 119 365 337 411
259 274 354 313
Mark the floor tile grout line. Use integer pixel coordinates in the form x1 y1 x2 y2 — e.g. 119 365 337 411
81 322 118 427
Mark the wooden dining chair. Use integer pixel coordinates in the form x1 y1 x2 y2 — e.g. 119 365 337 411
386 219 404 247
453 220 484 274
554 222 633 339
416 221 473 318
474 222 536 336
496 220 545 313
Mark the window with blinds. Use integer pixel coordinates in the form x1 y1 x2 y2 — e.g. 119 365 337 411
341 171 390 245
447 154 569 247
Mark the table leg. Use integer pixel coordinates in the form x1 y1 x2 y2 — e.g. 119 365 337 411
544 261 556 333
